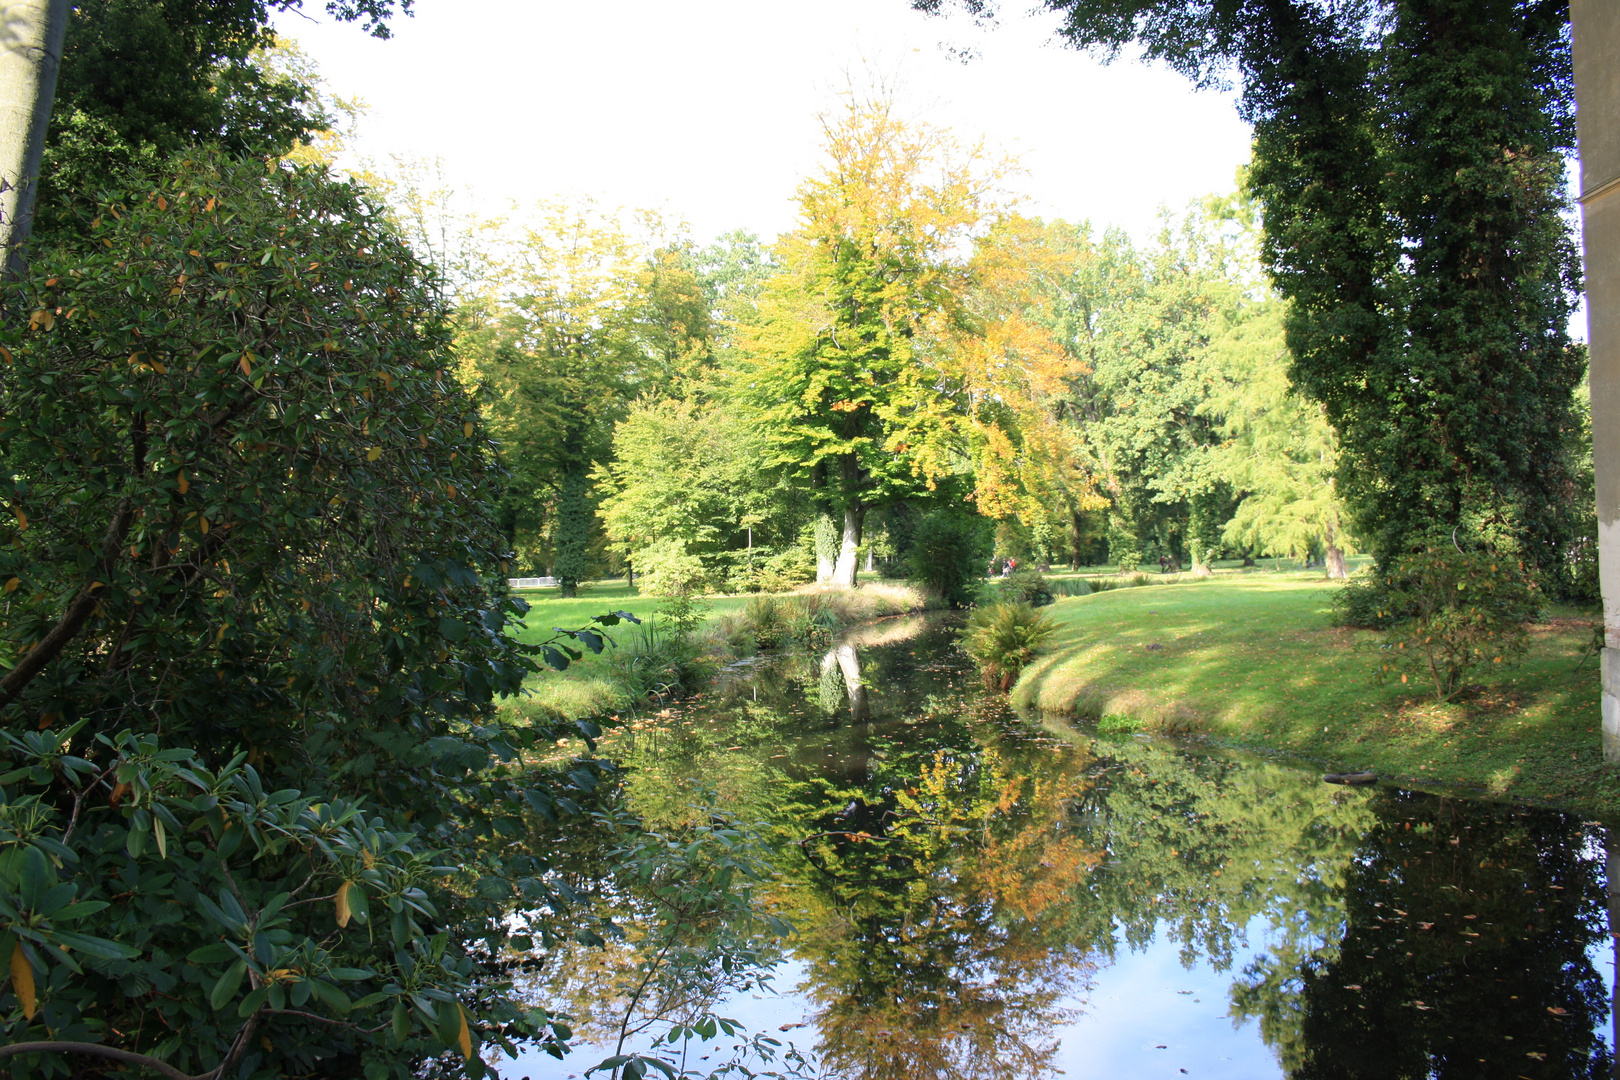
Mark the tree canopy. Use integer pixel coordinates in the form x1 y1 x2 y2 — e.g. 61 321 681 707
916 0 1586 589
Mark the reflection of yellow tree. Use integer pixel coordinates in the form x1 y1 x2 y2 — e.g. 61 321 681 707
782 740 1103 1080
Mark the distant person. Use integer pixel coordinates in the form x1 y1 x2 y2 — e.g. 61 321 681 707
1159 555 1169 574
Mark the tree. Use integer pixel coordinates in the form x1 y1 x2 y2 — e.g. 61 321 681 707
733 86 1009 588
0 0 69 272
0 150 607 1079
1204 297 1355 575
595 398 793 589
2 0 411 265
916 0 1586 588
952 214 1108 561
1079 213 1239 574
457 202 654 595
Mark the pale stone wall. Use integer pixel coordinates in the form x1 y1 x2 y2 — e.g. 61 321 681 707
1573 0 1620 759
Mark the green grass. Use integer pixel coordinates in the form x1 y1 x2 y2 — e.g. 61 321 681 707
507 582 751 649
1013 572 1616 814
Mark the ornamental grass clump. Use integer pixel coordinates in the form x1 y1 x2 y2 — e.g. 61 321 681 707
959 601 1057 691
1374 549 1539 702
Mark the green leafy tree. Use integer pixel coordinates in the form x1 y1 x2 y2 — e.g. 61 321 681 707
734 87 1008 588
919 0 1587 587
1082 213 1240 574
596 398 795 590
457 203 646 595
27 0 408 239
1204 297 1355 575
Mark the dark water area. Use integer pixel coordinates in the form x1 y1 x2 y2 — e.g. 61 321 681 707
504 614 1618 1080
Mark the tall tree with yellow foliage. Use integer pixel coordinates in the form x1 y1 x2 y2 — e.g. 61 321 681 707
734 87 1040 587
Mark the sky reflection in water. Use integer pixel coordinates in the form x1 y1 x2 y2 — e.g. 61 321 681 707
502 615 1616 1080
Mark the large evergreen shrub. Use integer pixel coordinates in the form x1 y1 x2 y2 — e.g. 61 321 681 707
0 151 604 1078
906 511 990 608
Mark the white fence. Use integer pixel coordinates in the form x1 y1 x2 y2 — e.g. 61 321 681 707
508 577 560 589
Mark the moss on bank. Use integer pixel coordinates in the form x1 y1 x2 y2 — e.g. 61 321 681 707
1012 572 1616 814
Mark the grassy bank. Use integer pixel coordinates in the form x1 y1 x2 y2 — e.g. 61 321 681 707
502 581 932 725
1012 572 1616 813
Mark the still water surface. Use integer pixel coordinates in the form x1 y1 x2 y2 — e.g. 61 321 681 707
503 614 1617 1079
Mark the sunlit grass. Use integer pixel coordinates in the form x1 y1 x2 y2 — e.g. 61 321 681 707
1014 571 1614 812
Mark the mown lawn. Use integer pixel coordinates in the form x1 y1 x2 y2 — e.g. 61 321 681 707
1013 571 1616 814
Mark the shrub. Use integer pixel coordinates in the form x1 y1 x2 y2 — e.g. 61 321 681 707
908 511 991 608
744 594 788 648
0 151 580 1076
958 601 1058 691
635 536 710 598
779 593 842 645
1048 578 1094 599
1332 572 1399 629
987 567 1056 607
1373 549 1539 701
748 545 817 594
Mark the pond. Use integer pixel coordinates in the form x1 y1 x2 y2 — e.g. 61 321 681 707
502 614 1618 1080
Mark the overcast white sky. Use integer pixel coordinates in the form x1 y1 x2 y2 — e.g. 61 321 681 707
272 0 1253 245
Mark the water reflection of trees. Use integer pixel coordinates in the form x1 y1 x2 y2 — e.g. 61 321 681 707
1064 737 1375 974
774 710 1102 1080
538 622 1618 1080
1231 793 1614 1079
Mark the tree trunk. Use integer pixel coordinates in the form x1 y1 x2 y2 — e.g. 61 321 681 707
1324 540 1348 579
1573 0 1620 761
830 505 862 588
814 511 837 585
823 641 869 723
0 0 69 275
1188 541 1213 578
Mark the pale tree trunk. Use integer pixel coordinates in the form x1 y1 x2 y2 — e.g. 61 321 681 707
1572 0 1620 762
0 0 70 275
1324 520 1348 579
830 505 862 588
1188 541 1213 578
1324 542 1347 579
822 641 868 723
814 511 836 585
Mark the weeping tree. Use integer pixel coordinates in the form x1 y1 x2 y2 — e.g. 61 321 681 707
917 0 1586 591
